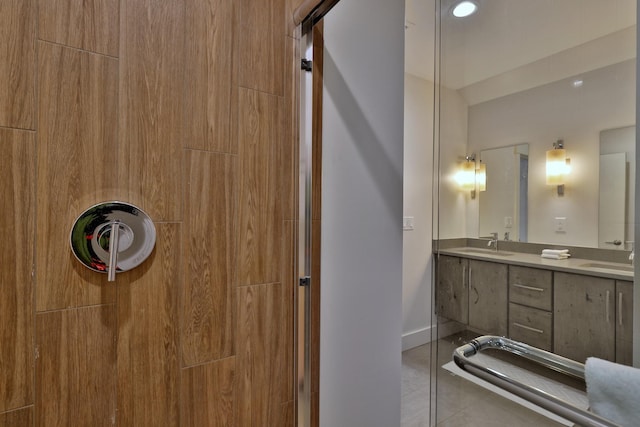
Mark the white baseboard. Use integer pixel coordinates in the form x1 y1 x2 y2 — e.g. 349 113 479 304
402 325 435 351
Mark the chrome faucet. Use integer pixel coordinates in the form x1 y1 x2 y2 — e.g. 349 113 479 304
487 232 498 252
628 241 634 266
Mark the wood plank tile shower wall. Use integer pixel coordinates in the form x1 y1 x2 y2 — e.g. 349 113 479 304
0 0 302 425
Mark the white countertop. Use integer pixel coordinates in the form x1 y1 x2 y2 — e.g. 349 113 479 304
438 247 634 281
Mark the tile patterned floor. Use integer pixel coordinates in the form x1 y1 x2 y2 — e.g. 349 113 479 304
401 333 565 427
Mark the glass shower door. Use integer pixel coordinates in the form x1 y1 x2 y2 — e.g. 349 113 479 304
432 0 637 425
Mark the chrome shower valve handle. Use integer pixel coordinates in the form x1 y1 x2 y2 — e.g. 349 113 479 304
107 220 120 282
70 202 156 282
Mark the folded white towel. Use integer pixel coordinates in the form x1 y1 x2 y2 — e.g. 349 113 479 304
542 249 570 255
540 253 570 260
585 357 640 426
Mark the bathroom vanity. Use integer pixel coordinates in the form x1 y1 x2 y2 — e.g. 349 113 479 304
436 246 634 365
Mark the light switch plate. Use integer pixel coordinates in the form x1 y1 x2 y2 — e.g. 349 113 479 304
403 216 414 231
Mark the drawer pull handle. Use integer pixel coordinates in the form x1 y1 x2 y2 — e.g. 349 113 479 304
619 292 623 326
513 322 544 334
606 290 611 323
512 283 544 292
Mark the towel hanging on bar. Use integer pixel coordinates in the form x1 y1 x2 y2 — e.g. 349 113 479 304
585 357 640 427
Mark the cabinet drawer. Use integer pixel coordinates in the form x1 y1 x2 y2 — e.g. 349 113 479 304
509 266 552 311
509 303 552 351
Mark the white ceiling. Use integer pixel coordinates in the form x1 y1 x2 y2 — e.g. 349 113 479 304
405 0 637 104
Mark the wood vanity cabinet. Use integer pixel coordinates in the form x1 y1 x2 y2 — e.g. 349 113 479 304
436 255 508 335
468 259 508 336
437 253 632 364
508 266 553 351
554 272 615 363
616 280 633 365
436 255 468 324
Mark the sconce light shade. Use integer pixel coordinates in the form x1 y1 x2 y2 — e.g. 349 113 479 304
457 160 476 191
476 163 486 191
546 147 568 185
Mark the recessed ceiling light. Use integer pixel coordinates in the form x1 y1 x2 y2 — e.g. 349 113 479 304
572 79 584 88
452 1 478 18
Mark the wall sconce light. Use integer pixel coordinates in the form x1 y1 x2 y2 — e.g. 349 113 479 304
455 154 485 199
476 162 486 192
546 139 570 196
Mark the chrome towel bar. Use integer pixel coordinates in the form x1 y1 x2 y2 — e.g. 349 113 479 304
453 336 621 427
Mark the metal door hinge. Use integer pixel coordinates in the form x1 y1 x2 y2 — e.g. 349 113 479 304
299 276 311 287
301 59 313 72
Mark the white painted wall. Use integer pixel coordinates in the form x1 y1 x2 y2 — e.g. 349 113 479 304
321 0 405 425
464 59 635 246
402 73 434 350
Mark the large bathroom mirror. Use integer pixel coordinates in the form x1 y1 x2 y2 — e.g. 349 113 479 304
478 127 636 249
440 0 636 250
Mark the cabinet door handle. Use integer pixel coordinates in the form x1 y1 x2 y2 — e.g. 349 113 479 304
513 322 544 334
462 265 467 288
468 267 472 289
605 290 611 323
619 292 623 326
512 283 544 292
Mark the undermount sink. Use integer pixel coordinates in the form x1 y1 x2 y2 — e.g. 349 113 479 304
456 248 514 257
580 262 634 273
